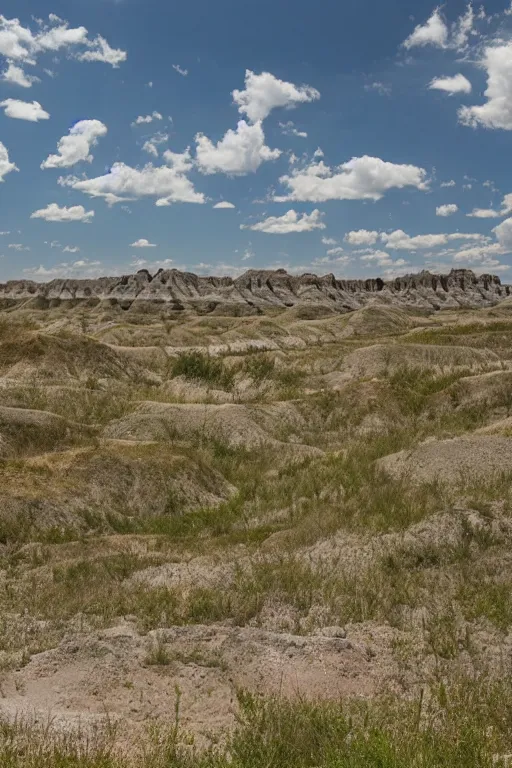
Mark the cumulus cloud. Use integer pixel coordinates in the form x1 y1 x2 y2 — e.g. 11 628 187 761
30 203 95 223
452 242 505 263
279 121 308 138
41 120 107 169
195 120 281 175
2 62 39 87
344 229 379 245
429 74 472 95
0 14 126 69
467 208 500 218
161 148 194 174
326 247 345 256
274 155 428 203
494 217 512 249
321 236 337 245
381 229 487 250
232 70 320 123
436 204 458 216
364 81 391 96
403 8 448 49
23 259 102 278
142 132 168 157
172 64 188 76
62 245 80 253
459 44 512 130
0 98 49 121
360 250 411 275
466 193 512 219
441 180 456 188
213 201 236 209
76 36 126 67
132 111 163 126
131 238 157 247
59 152 205 207
312 253 352 269
0 141 18 181
130 256 174 271
242 209 325 234
403 4 474 52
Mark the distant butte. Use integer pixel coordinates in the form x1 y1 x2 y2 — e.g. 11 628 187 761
0 268 509 314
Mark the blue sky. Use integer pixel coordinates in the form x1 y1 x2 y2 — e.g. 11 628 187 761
2 0 512 281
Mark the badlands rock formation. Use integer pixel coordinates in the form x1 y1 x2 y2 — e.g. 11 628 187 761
0 267 509 314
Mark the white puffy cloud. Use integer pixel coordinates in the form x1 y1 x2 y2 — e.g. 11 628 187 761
0 141 18 181
403 9 448 49
279 121 308 138
321 236 337 245
232 69 320 123
172 64 188 76
494 217 512 249
213 201 236 209
142 132 168 157
502 193 512 214
41 120 107 169
344 229 379 245
23 259 102 278
326 247 345 256
364 81 391 96
466 192 512 219
0 14 126 68
459 44 512 130
467 208 500 218
2 62 39 87
131 238 157 247
195 120 281 175
429 74 472 95
242 209 325 234
360 250 411 273
312 253 352 268
0 16 37 62
381 229 486 250
76 36 126 67
0 98 49 121
451 3 475 51
275 155 428 202
403 4 474 51
436 204 458 216
161 148 194 174
453 243 505 263
30 203 95 223
59 153 205 207
8 243 29 251
36 23 88 52
62 245 80 253
447 233 489 241
440 180 456 187
129 256 174 271
132 111 163 126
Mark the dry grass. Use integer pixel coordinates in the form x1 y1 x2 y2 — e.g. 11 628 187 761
2 304 512 760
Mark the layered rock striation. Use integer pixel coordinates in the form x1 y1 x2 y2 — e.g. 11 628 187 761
0 268 509 314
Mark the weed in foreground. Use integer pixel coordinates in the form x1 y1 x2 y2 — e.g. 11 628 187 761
2 676 512 766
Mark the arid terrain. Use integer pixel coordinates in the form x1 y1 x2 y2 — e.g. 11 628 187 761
2 267 512 766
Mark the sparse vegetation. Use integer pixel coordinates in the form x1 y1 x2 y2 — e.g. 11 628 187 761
171 351 236 390
2 300 512 759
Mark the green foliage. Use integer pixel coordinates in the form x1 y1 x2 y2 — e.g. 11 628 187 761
172 351 235 390
2 677 512 766
243 353 275 383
